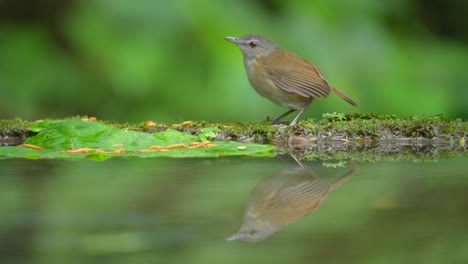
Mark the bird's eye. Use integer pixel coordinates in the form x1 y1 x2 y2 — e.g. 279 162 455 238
249 41 257 48
249 230 257 236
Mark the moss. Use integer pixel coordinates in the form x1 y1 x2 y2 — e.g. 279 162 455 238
1 114 467 161
0 118 34 145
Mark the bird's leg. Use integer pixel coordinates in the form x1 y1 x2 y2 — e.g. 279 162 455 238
269 109 296 124
289 101 311 126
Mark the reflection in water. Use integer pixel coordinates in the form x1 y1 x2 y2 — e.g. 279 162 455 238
1 157 468 262
227 159 358 242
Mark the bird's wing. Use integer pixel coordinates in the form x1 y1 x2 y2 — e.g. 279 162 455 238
266 178 330 210
263 50 331 98
259 178 330 227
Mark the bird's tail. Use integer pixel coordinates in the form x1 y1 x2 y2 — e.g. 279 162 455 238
330 86 358 107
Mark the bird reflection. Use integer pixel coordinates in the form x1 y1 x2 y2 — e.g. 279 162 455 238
227 159 358 242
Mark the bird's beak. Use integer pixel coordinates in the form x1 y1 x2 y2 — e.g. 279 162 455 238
225 36 240 44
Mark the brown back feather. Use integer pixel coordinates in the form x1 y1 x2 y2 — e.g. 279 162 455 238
262 49 358 107
262 49 331 99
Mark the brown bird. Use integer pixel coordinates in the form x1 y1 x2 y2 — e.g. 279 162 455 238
225 34 357 126
226 164 358 242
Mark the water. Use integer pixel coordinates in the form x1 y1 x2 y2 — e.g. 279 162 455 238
1 155 467 264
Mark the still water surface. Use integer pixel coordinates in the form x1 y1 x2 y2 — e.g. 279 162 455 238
1 156 467 264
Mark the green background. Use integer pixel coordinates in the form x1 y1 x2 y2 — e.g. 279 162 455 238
1 0 467 123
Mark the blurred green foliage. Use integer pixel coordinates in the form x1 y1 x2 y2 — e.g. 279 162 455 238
0 0 467 123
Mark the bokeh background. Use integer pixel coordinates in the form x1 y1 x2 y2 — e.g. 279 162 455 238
1 0 467 123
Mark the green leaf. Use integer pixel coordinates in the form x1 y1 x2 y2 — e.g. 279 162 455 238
0 120 275 160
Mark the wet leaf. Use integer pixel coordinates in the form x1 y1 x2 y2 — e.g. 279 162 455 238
0 120 275 160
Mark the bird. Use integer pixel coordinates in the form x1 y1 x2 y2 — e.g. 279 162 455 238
226 161 358 242
225 34 357 126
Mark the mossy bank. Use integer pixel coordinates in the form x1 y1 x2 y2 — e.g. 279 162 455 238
1 113 467 161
